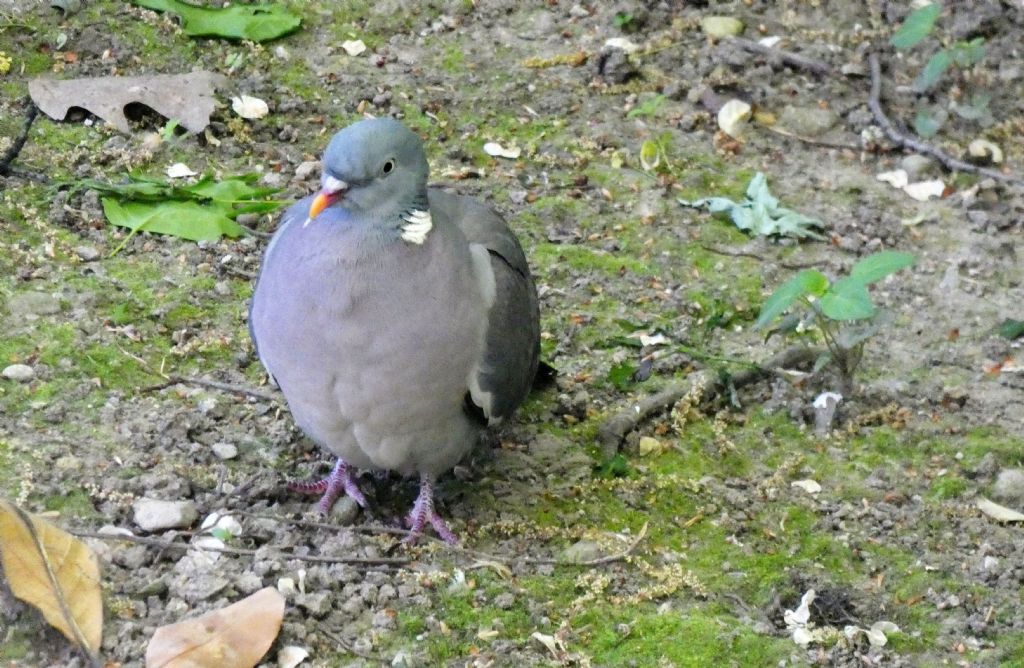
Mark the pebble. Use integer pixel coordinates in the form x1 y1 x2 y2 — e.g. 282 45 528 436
700 16 744 38
7 291 62 318
132 498 198 531
901 154 935 179
296 591 332 617
294 160 319 180
328 495 361 525
993 469 1024 501
778 105 838 137
2 364 35 382
559 540 604 563
211 442 238 460
75 245 101 262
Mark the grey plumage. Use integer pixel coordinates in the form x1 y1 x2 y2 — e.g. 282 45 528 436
249 118 539 542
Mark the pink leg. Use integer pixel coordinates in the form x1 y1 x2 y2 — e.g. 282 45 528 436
288 458 368 514
404 474 458 544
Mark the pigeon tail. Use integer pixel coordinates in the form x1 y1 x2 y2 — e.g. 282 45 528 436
404 474 457 544
287 458 368 512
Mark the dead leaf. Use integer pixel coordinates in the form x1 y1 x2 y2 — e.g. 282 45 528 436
29 71 227 134
231 94 269 120
483 142 521 159
977 498 1024 522
145 586 285 668
0 500 103 662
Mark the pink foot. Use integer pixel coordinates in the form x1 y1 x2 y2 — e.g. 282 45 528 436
404 474 458 544
288 458 368 514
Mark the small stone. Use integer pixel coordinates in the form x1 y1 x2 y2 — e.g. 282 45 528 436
993 469 1024 502
391 650 418 668
700 16 744 38
2 364 35 382
493 592 515 609
778 105 838 138
372 608 397 630
75 246 101 262
296 591 332 617
328 495 361 525
294 160 319 180
900 154 935 179
569 4 589 18
211 442 238 460
7 291 62 318
132 498 198 531
560 540 604 563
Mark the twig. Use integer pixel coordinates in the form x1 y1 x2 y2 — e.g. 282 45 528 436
0 98 42 179
867 53 1023 185
317 623 384 661
762 125 860 152
70 529 410 567
699 243 824 270
597 345 820 454
729 37 832 76
142 375 278 402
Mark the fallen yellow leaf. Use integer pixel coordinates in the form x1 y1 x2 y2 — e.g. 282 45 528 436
145 586 285 668
0 499 103 661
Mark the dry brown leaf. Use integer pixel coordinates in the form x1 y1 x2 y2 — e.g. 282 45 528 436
29 71 227 134
145 586 285 668
0 499 103 662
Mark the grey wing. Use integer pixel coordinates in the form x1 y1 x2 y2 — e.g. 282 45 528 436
429 189 540 422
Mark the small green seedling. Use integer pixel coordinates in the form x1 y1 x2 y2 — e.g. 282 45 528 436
891 3 989 133
755 251 916 391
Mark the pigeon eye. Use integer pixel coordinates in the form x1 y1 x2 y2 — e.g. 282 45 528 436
382 159 395 175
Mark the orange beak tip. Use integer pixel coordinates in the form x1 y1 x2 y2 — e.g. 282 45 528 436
308 192 331 220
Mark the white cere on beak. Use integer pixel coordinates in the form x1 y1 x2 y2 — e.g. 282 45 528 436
323 175 348 194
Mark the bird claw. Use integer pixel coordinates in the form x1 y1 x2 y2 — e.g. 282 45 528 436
287 459 368 513
403 475 458 544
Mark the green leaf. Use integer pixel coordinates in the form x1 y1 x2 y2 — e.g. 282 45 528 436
915 49 952 92
998 319 1024 340
913 110 942 138
131 0 301 42
626 94 665 119
849 251 916 284
891 3 941 50
639 140 660 171
754 269 829 329
951 37 986 66
680 172 824 239
607 362 638 390
101 198 244 243
819 277 875 320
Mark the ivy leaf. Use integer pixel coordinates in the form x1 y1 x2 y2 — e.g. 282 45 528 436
913 110 942 138
607 362 638 390
132 0 301 42
819 277 875 320
849 251 916 284
755 269 829 329
997 319 1024 340
915 49 952 92
891 3 941 50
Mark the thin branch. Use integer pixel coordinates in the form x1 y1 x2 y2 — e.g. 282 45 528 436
142 375 278 402
597 345 821 453
317 623 385 661
70 530 410 567
867 53 1023 185
699 243 824 270
729 37 832 76
0 98 43 179
762 125 860 152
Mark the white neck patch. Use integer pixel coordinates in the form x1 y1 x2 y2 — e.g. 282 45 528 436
400 209 433 245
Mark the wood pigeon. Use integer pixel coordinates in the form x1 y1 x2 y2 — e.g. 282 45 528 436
249 118 540 543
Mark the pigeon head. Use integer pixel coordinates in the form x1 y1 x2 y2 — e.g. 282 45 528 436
309 118 429 221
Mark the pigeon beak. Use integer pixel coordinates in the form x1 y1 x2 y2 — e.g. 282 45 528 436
308 176 349 220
